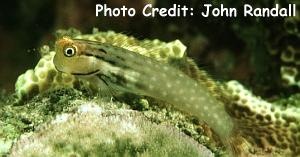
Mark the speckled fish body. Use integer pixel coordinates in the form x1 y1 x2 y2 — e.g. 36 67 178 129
54 37 235 153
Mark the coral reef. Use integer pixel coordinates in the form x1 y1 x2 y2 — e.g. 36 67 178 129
5 29 300 156
226 81 300 156
15 49 77 101
1 0 299 156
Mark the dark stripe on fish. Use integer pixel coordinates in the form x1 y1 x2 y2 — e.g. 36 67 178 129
84 53 117 65
71 69 100 76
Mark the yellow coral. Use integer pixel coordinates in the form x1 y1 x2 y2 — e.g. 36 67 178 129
15 51 76 101
280 46 300 87
226 81 300 156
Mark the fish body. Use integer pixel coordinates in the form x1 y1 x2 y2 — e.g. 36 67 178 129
54 36 235 152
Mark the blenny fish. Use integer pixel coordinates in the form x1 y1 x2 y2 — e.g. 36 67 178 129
53 36 237 155
53 36 300 156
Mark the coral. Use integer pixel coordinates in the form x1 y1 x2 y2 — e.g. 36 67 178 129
200 0 300 91
265 2 300 88
226 81 300 156
280 46 300 87
10 103 213 157
15 46 77 101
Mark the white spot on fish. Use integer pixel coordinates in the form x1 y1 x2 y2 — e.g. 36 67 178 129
179 90 184 94
204 106 209 111
151 76 157 81
148 84 154 90
163 66 169 71
161 73 167 78
213 114 219 119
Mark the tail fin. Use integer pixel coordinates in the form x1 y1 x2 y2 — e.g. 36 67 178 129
223 129 253 157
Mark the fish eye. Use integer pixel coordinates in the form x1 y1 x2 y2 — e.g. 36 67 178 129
64 47 76 57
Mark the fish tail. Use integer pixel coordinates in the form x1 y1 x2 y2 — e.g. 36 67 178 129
223 130 251 157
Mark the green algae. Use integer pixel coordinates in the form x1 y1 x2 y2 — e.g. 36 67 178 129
0 86 216 156
0 89 82 139
10 104 213 157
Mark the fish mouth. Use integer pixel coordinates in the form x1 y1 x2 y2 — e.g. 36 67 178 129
71 69 100 76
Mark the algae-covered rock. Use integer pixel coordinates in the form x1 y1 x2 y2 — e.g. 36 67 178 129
10 103 213 157
1 87 214 156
